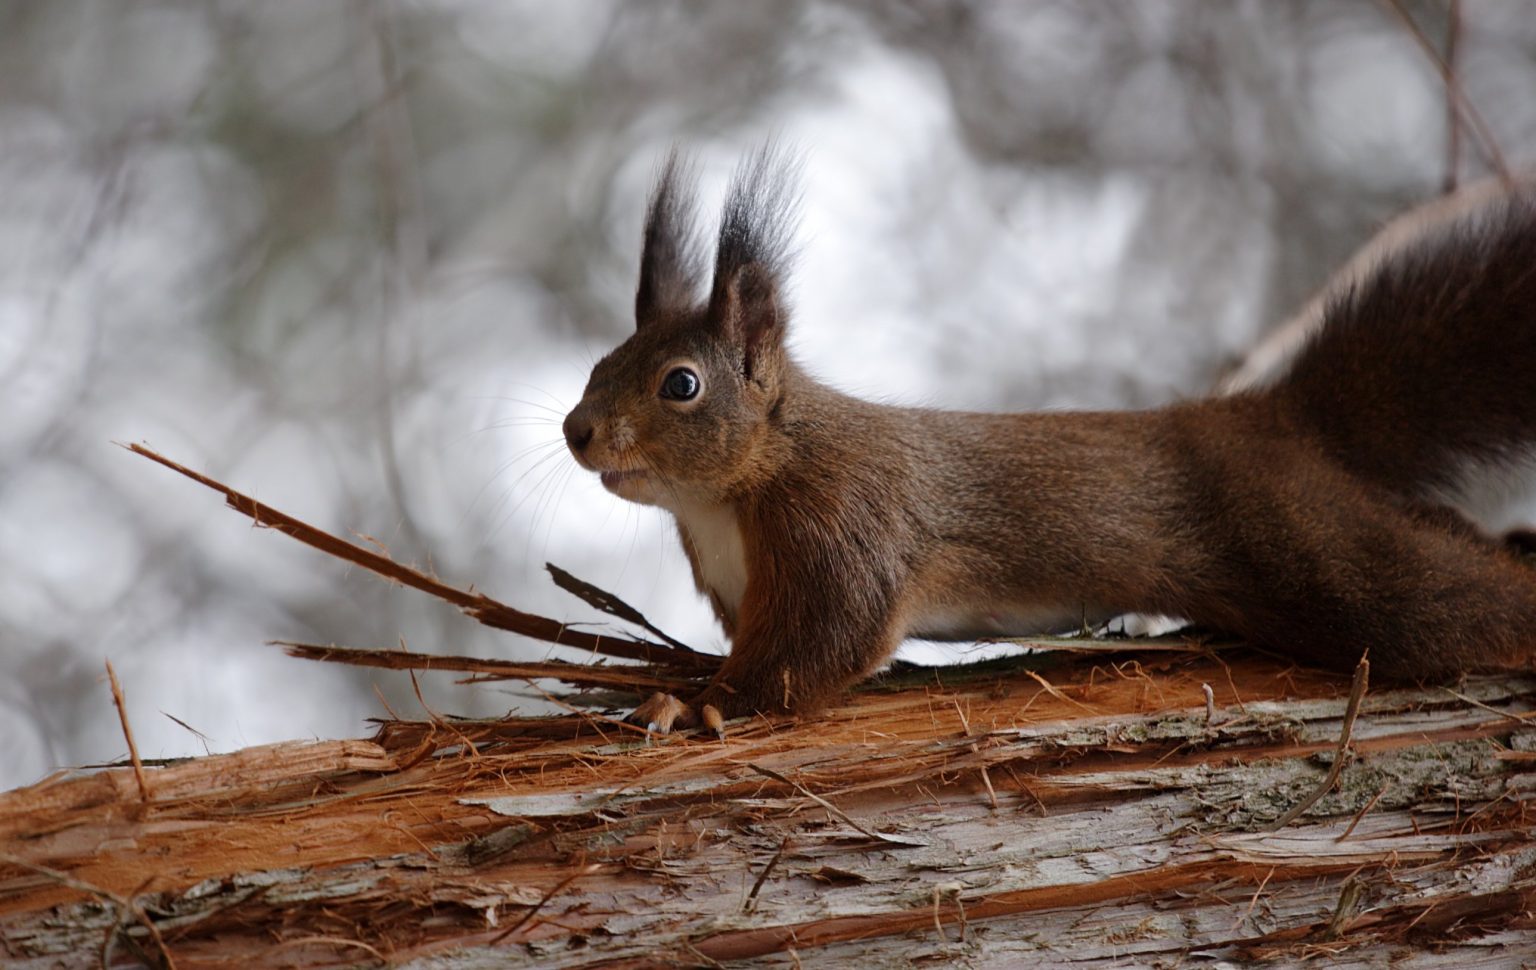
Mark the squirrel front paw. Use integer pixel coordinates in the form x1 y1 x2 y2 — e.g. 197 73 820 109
627 692 725 739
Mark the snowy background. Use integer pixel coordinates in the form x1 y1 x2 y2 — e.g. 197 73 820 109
4 1 1536 791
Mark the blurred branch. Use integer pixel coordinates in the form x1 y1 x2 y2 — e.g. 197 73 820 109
354 1 431 559
1380 0 1511 185
1442 0 1462 193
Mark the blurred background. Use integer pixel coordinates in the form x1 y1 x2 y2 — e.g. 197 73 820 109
3 1 1535 791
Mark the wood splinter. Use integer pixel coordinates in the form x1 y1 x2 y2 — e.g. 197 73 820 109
932 881 969 944
106 660 150 804
1267 653 1370 832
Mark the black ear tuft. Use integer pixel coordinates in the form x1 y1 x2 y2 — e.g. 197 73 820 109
708 142 802 371
636 150 706 325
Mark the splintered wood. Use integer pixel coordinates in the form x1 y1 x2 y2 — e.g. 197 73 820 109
4 659 1536 968
3 447 1533 966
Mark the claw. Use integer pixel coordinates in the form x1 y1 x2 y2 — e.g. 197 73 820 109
629 692 694 738
701 703 725 740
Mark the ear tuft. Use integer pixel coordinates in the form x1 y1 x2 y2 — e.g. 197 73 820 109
635 150 705 326
707 142 802 374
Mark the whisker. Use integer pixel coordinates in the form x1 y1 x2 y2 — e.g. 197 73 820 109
511 455 575 564
608 487 638 588
567 348 600 386
451 419 562 449
481 417 562 428
483 438 566 485
595 474 623 535
464 438 565 524
538 462 580 565
491 447 575 535
529 455 583 568
650 508 669 606
484 396 568 418
491 381 572 412
528 455 563 551
474 420 562 435
635 440 689 512
618 491 647 589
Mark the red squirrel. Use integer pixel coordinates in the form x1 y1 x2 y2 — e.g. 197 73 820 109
562 147 1536 732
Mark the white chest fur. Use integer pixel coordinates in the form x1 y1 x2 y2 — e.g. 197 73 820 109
670 500 748 620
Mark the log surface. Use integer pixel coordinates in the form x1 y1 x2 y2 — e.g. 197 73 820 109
4 651 1536 968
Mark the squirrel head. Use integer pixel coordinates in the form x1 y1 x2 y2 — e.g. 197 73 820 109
564 147 800 508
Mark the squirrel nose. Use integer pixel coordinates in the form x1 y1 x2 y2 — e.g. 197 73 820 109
563 411 595 454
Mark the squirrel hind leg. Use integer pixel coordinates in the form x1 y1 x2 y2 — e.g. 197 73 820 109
1227 498 1536 683
1401 499 1536 563
1402 499 1494 543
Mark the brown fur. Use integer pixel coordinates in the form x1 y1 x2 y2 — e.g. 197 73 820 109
562 148 1536 721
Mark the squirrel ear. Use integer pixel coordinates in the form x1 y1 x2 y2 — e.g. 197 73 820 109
706 142 800 371
635 152 704 327
715 262 782 378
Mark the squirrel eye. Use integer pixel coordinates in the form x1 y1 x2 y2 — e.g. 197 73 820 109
659 366 700 401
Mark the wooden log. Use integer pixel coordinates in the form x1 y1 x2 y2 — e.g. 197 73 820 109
3 652 1534 968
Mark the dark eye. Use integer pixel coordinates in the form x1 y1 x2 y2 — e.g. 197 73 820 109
659 367 700 401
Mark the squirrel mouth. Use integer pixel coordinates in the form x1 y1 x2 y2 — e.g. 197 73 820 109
599 468 648 490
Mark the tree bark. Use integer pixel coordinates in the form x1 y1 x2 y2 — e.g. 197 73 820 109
3 650 1535 968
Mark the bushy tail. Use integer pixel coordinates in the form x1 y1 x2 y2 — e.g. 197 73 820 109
1268 194 1536 500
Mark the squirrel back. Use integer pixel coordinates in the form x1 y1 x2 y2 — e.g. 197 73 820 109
563 149 1536 725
